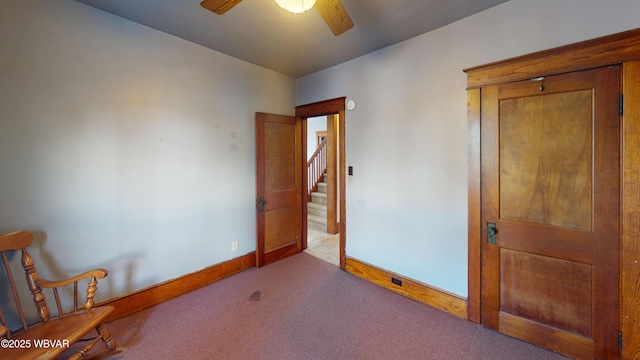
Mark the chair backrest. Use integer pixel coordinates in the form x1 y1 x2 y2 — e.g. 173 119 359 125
0 231 50 335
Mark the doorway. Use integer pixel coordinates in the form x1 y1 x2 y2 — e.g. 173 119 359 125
296 97 347 269
304 116 340 266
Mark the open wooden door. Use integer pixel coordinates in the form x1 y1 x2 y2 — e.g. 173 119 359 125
256 112 303 267
480 67 620 359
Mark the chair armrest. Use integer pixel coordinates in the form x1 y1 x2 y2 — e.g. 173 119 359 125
35 269 109 312
35 268 108 289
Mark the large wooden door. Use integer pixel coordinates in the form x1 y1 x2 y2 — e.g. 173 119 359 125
480 67 620 359
256 112 303 267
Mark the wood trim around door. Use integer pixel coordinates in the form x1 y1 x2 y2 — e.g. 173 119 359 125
326 114 339 234
465 28 640 358
296 97 347 269
621 60 640 360
467 88 481 324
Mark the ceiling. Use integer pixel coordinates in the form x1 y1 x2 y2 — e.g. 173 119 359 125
74 0 510 78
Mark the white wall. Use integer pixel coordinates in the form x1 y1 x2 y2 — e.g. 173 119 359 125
296 0 640 296
307 116 326 160
0 0 295 309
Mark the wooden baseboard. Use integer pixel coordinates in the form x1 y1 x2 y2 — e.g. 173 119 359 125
345 256 468 319
100 252 256 322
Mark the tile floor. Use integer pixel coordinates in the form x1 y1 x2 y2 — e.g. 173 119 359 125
304 227 339 266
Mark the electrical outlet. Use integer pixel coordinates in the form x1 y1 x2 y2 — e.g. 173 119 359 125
391 277 403 286
231 241 238 252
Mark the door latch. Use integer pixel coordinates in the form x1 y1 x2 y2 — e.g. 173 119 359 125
487 222 497 245
257 197 265 211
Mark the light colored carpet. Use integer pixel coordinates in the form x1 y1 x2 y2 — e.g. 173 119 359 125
304 228 339 266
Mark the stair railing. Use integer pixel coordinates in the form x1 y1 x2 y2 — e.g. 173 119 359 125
307 138 327 202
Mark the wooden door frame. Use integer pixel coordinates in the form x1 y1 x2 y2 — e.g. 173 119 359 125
325 114 339 234
464 28 640 358
296 97 347 269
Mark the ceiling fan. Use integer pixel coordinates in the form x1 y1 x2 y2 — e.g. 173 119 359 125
200 0 354 36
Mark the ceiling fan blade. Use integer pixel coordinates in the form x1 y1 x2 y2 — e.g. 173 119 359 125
314 0 354 36
200 0 243 15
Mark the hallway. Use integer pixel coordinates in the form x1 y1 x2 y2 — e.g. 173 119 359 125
305 227 339 266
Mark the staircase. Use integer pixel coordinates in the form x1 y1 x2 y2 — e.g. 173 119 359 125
307 173 328 232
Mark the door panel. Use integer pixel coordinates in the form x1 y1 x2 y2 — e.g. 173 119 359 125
265 206 298 251
256 113 302 267
500 90 593 230
265 122 296 193
500 249 592 337
480 67 620 359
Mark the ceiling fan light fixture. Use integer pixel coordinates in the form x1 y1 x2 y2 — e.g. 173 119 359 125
275 0 316 14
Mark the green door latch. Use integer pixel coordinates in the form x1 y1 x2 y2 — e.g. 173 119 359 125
487 222 497 245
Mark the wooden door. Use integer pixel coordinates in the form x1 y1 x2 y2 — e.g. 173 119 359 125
480 67 620 359
256 112 303 267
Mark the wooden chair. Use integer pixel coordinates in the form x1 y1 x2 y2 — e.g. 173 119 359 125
0 231 117 359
